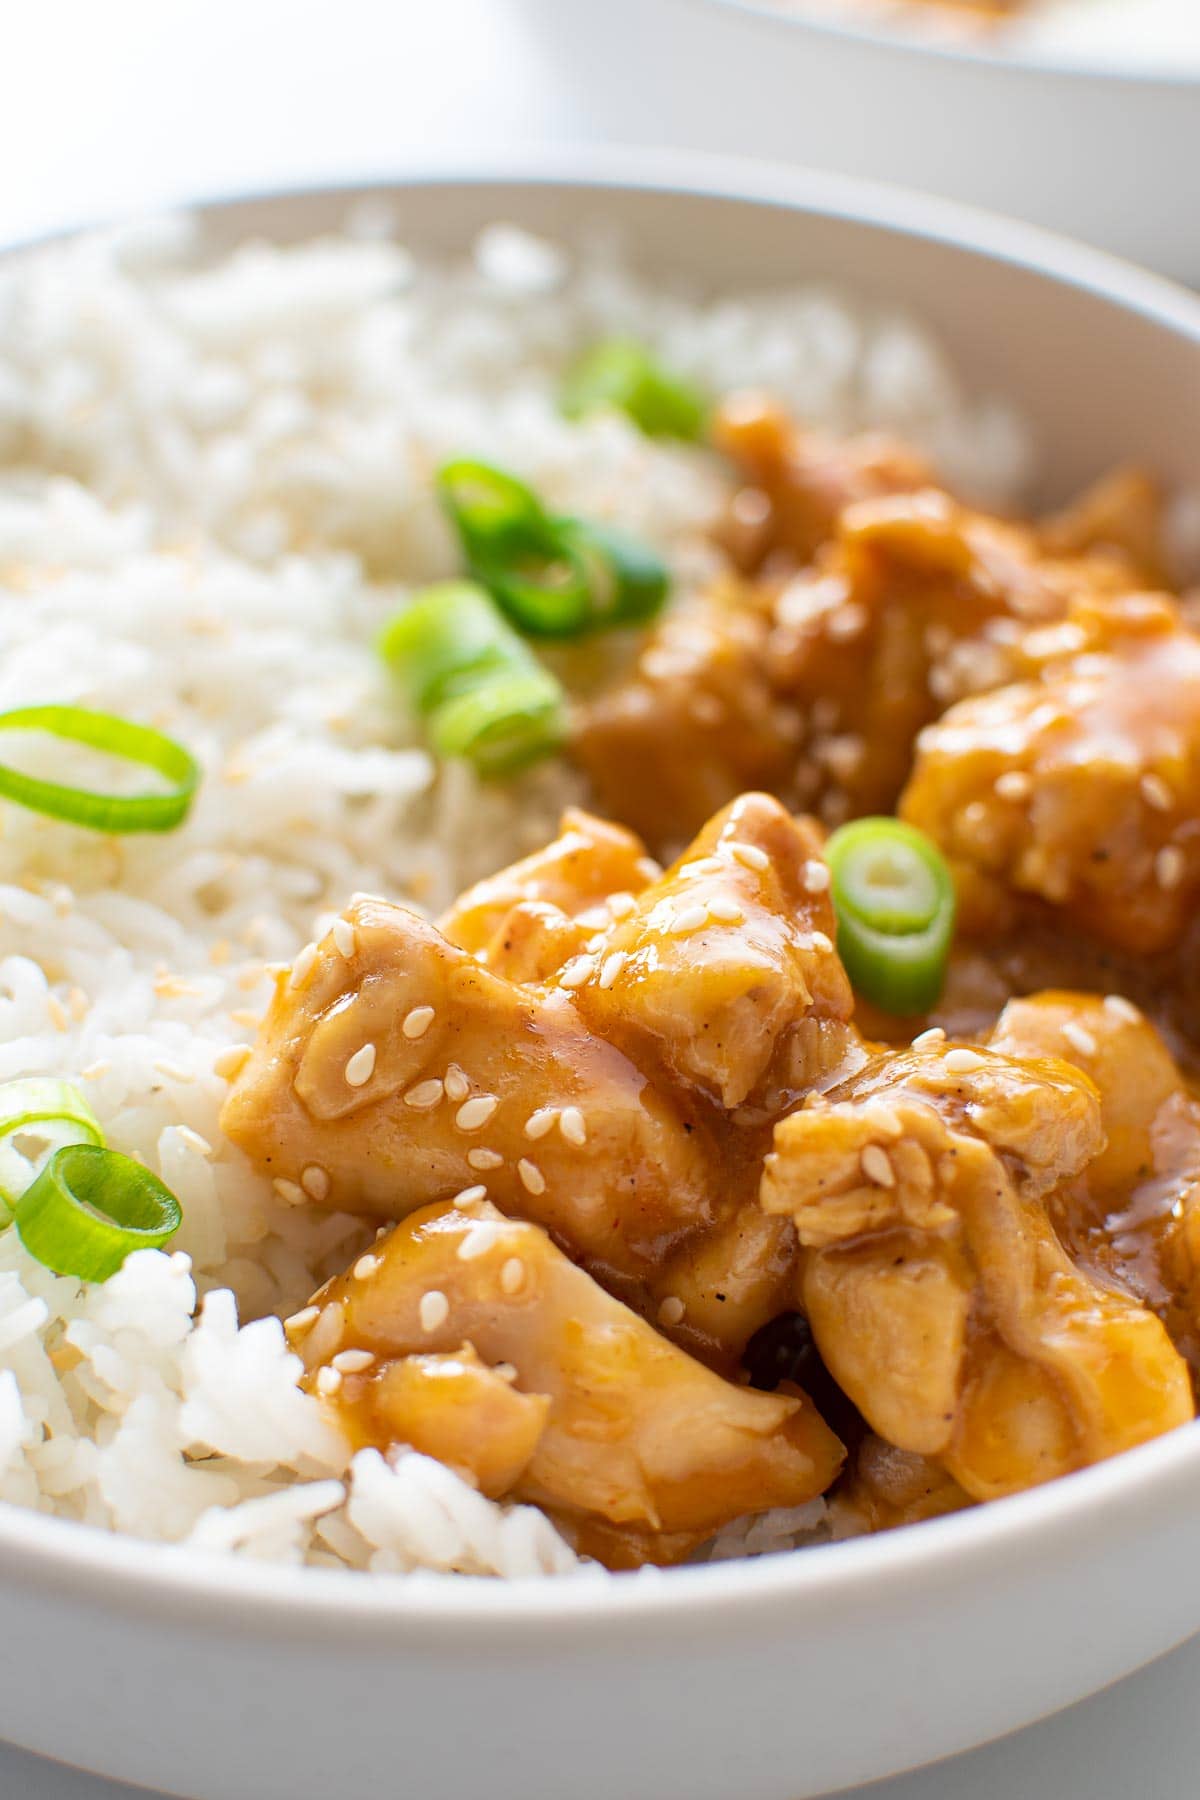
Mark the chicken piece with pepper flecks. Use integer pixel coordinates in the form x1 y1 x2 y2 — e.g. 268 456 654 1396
294 1198 844 1568
760 1040 1194 1501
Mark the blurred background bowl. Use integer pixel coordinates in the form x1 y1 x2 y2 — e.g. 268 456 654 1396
513 0 1200 282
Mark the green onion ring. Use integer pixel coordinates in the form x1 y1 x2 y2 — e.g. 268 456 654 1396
0 706 199 833
429 666 566 776
826 818 956 1016
379 582 566 777
0 1077 105 1217
436 460 547 562
436 459 671 639
16 1144 183 1282
561 339 708 441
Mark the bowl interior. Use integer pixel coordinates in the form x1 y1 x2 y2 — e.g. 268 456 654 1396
0 158 1198 1624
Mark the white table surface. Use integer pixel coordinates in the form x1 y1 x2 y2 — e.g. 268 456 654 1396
0 3 1195 1795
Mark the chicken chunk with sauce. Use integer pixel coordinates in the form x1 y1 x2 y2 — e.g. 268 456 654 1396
221 795 860 1362
760 1042 1194 1500
902 593 1200 956
577 412 1147 855
296 1198 844 1567
989 991 1200 1371
220 895 717 1280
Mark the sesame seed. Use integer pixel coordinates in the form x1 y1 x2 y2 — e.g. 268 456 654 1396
681 857 725 879
500 1257 526 1295
811 931 834 954
730 841 770 873
1156 846 1186 890
636 856 663 882
671 904 709 935
1103 994 1141 1025
333 1349 375 1374
444 1064 470 1103
344 1043 377 1087
467 1147 504 1171
559 955 596 989
860 1145 896 1188
607 892 637 920
298 1165 330 1202
803 860 831 894
213 1045 251 1081
912 1027 947 1050
331 918 356 959
404 1078 444 1110
458 1223 506 1261
995 771 1032 801
824 736 864 783
706 896 745 924
452 1185 488 1208
307 1304 345 1361
284 1306 319 1336
289 943 318 988
944 1048 986 1074
315 1366 343 1397
419 1290 450 1333
559 1106 587 1146
827 602 868 642
658 1296 685 1327
403 1005 435 1040
1061 1022 1098 1059
457 1094 499 1132
1172 1199 1185 1221
273 1177 306 1207
1141 773 1173 813
353 1255 381 1281
599 951 628 988
518 1158 546 1195
524 1108 558 1140
493 1362 519 1382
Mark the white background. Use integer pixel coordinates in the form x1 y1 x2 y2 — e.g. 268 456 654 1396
0 2 1196 1794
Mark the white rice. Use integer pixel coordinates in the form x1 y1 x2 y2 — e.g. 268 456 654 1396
0 209 1030 1576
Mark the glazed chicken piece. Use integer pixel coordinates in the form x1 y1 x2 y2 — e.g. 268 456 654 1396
712 395 935 573
296 1199 844 1567
832 1437 973 1537
577 442 1142 854
760 1042 1194 1501
990 991 1200 1371
902 593 1200 955
567 791 863 1351
571 792 859 1112
223 797 863 1362
441 807 652 984
221 895 717 1281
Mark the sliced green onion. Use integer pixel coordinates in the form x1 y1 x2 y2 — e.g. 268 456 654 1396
436 460 547 562
472 538 594 637
553 517 670 628
826 818 956 1016
429 666 566 776
436 458 671 638
16 1143 182 1282
0 1078 104 1218
379 582 566 777
379 581 526 712
0 706 199 833
561 339 708 441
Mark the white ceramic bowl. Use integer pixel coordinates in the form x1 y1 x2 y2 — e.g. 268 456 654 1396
513 0 1200 283
3 156 1200 1800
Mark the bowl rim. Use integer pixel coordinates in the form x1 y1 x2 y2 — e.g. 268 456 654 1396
2 148 1199 1637
699 0 1200 87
